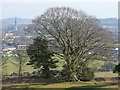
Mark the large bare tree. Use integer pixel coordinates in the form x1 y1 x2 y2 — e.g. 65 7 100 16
26 7 113 81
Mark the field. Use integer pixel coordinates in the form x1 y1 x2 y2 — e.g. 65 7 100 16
2 57 35 75
2 56 105 75
2 72 119 89
2 56 119 89
95 72 118 77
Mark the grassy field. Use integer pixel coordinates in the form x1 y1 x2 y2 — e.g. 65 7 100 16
95 72 118 78
2 55 105 75
2 55 65 75
2 55 119 89
88 60 105 69
2 57 35 75
2 77 119 89
2 61 119 89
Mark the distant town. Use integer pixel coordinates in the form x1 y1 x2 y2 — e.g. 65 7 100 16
1 17 118 63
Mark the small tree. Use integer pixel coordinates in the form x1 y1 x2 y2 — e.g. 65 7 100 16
27 36 58 78
113 63 120 75
11 51 28 79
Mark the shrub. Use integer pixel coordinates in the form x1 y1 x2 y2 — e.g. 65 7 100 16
78 67 94 81
51 70 61 77
113 63 120 75
23 72 31 76
94 77 105 82
32 71 39 75
10 72 18 76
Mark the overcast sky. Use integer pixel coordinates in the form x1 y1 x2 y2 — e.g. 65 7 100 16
1 0 118 19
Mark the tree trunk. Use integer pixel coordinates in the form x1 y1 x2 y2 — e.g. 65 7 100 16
18 58 22 79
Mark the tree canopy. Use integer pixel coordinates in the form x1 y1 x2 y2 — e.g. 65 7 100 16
25 7 113 81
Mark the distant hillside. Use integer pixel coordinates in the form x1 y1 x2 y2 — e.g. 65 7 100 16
99 18 117 26
1 18 118 39
1 18 32 23
99 18 118 30
1 17 118 28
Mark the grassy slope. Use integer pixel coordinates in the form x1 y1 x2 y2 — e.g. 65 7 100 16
2 56 118 89
3 55 105 75
95 72 118 77
3 53 117 83
3 57 35 75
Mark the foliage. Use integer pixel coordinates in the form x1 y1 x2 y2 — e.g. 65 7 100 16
10 72 18 76
113 63 120 75
32 71 39 75
27 36 58 78
61 62 94 81
23 72 31 76
78 67 94 81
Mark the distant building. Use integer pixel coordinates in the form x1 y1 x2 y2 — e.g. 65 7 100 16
5 33 14 37
26 36 33 38
16 45 28 50
2 46 16 51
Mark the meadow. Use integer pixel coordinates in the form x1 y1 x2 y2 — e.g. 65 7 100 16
2 56 119 89
2 55 105 75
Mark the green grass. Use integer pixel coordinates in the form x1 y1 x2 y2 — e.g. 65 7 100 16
2 80 119 89
101 85 118 88
2 54 65 75
88 60 105 69
95 71 118 78
2 57 35 75
2 81 95 88
2 54 106 75
32 81 94 88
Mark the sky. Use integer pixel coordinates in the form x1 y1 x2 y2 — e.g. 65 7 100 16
0 0 119 19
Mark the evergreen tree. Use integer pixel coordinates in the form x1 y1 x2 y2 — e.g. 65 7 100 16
27 36 58 78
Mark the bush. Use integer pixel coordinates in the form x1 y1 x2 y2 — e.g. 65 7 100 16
51 70 61 76
32 71 39 75
60 69 72 81
113 63 120 75
60 65 94 81
78 67 94 81
10 72 18 76
94 77 105 82
23 72 31 76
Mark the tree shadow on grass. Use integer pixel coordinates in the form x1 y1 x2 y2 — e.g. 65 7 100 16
2 83 48 89
2 78 65 89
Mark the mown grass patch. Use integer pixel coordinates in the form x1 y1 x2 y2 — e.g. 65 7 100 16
95 72 118 78
3 80 118 89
